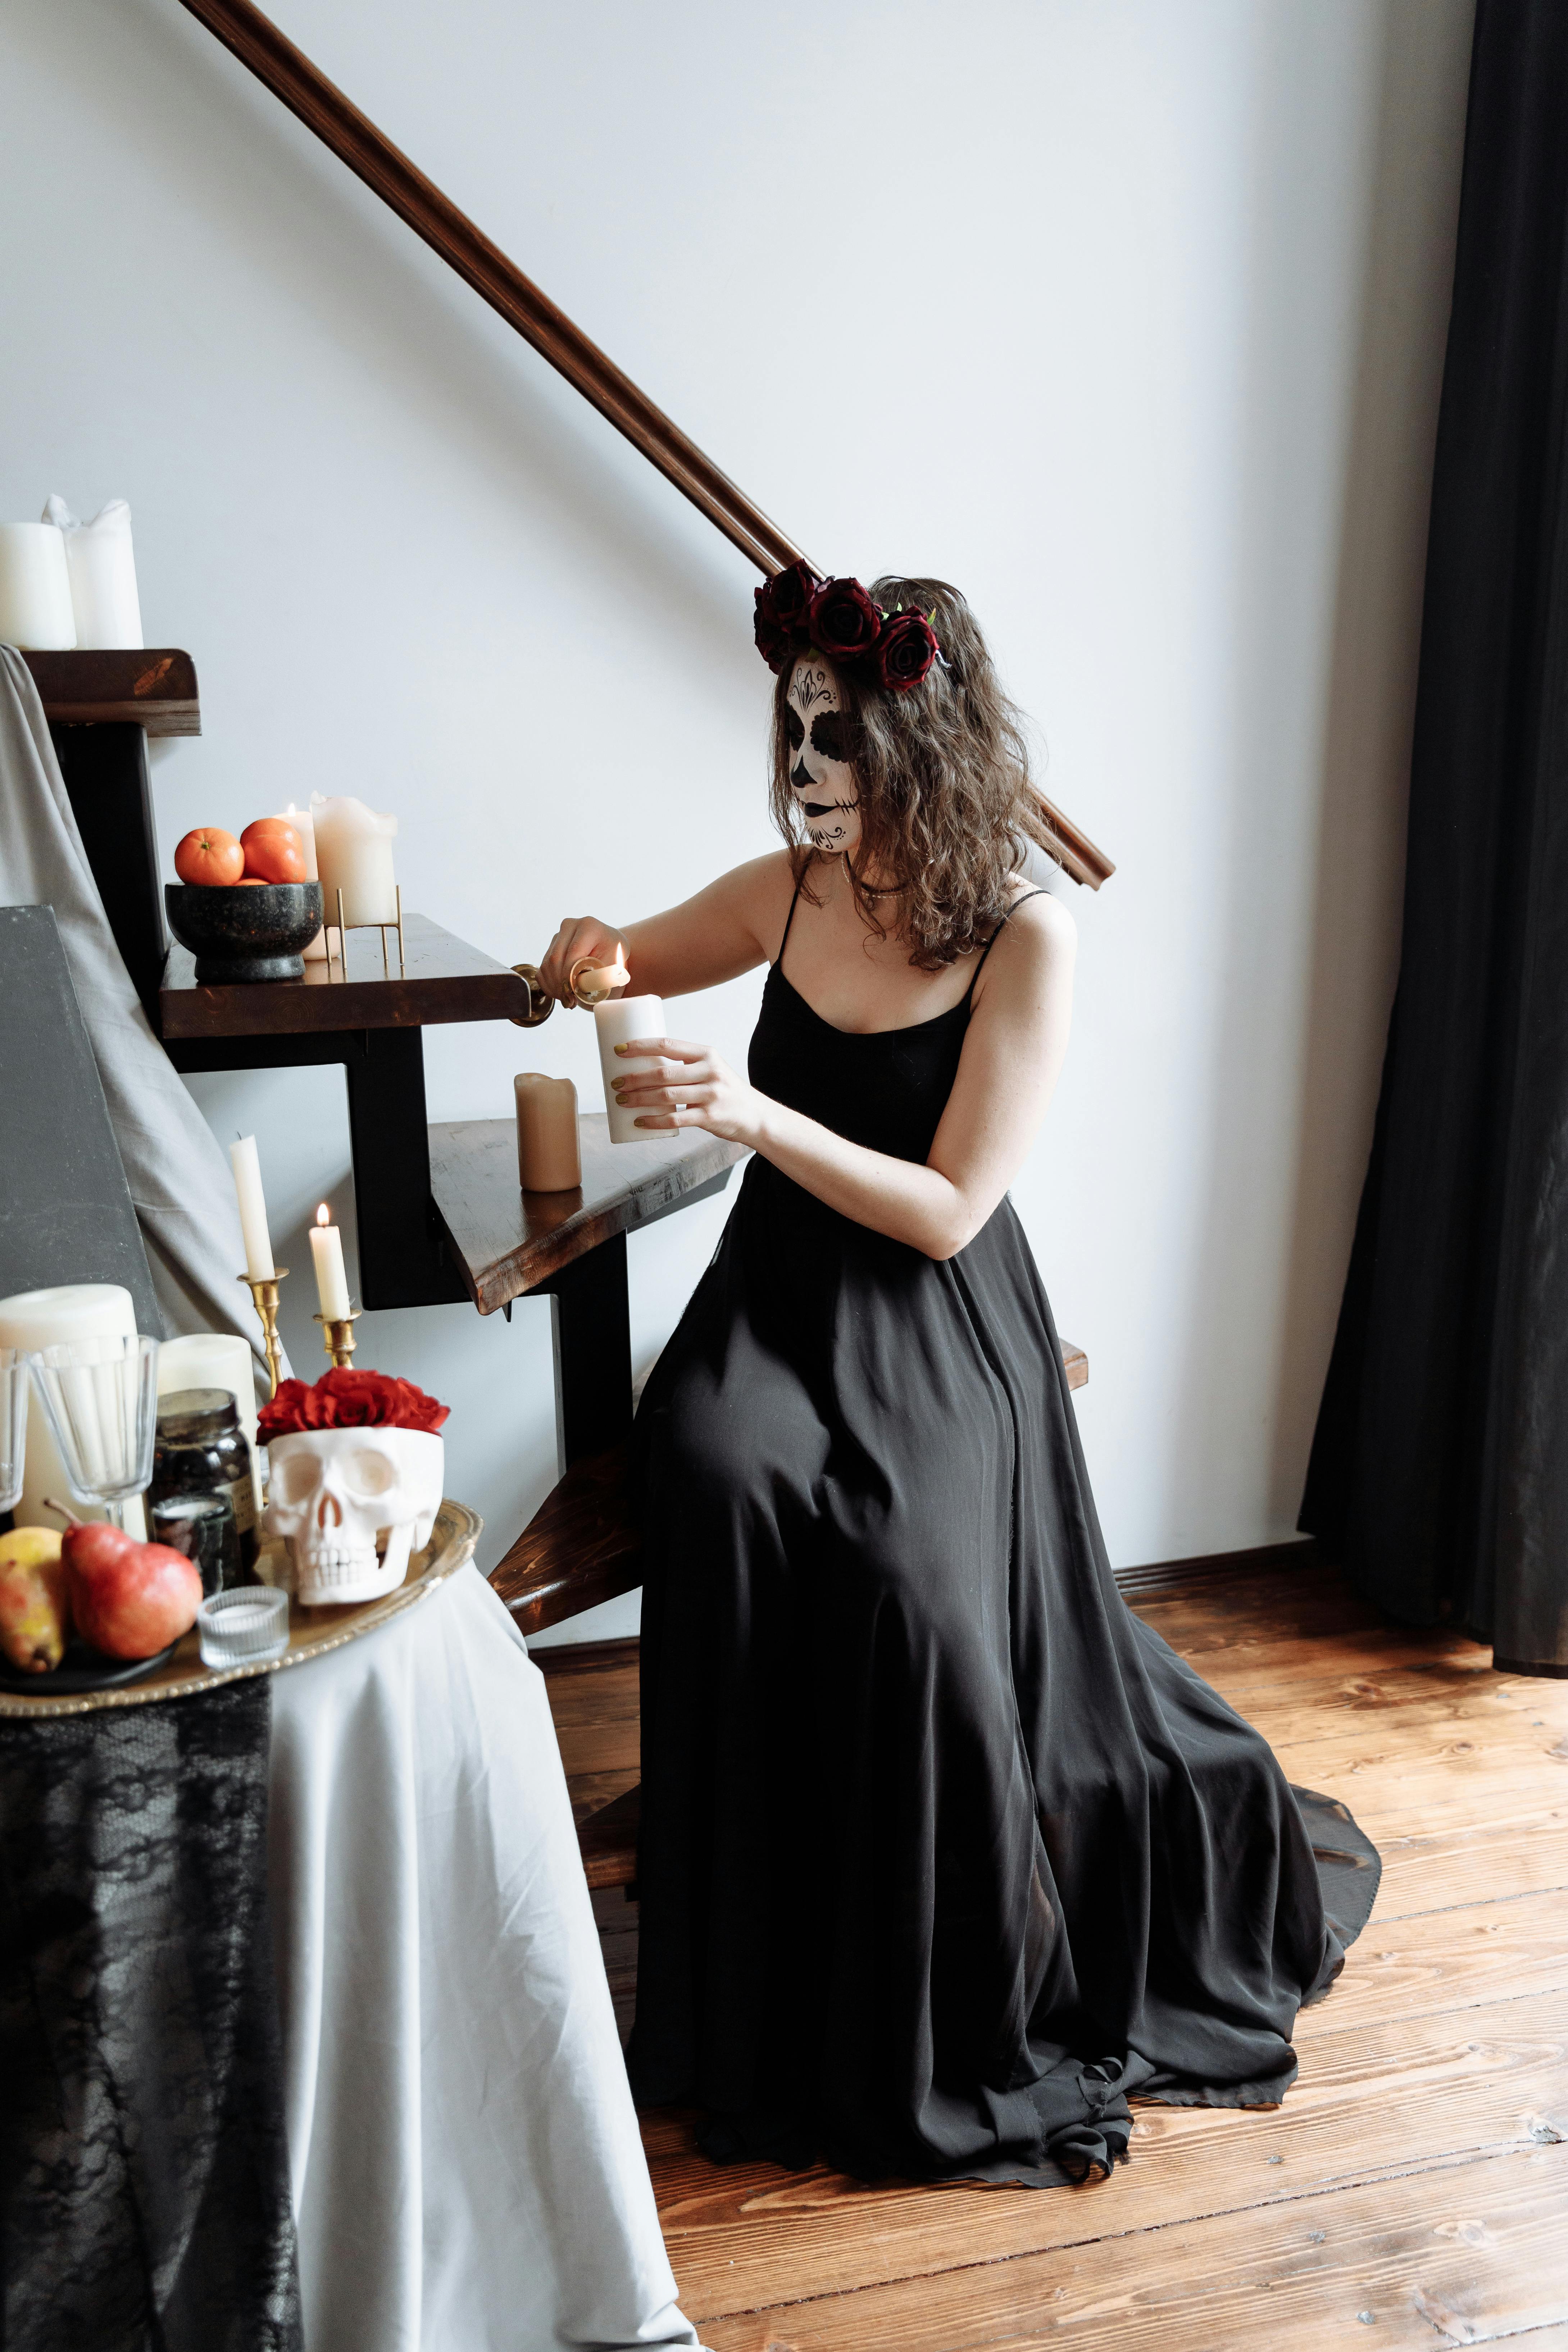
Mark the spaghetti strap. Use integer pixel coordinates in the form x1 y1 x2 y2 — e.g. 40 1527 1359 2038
776 878 805 970
965 887 1048 999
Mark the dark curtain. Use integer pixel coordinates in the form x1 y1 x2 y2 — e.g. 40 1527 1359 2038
1301 0 1568 1676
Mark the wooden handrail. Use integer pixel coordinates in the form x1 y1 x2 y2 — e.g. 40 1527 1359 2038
174 0 1114 889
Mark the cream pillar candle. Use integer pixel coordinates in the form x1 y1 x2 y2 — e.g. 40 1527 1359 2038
273 801 330 959
158 1333 262 1518
595 995 668 1144
311 794 398 927
514 1075 582 1190
0 1283 142 1534
309 1205 352 1321
42 497 144 648
229 1136 275 1281
0 524 76 649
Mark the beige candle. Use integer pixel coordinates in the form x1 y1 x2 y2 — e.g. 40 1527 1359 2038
273 802 329 959
514 1075 582 1191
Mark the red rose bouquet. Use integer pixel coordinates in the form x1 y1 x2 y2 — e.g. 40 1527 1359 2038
259 1367 450 1443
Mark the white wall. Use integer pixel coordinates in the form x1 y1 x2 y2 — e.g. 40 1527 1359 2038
0 0 1472 1623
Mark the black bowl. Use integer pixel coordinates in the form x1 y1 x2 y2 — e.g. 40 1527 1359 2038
165 880 323 982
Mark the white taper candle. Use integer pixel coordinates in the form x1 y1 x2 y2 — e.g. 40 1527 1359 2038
309 1205 351 1321
229 1136 275 1281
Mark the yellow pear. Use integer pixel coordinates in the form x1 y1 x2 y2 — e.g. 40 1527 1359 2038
0 1527 71 1673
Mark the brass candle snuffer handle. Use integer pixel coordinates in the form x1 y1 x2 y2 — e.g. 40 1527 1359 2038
510 954 627 1026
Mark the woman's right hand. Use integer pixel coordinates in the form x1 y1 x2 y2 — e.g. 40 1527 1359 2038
537 916 628 1007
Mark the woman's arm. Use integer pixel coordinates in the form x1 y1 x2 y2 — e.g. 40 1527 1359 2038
537 853 795 1005
612 893 1077 1259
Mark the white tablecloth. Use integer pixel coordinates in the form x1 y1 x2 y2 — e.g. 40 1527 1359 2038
268 1564 702 2352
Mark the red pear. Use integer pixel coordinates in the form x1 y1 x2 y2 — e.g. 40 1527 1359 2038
67 1535 202 1660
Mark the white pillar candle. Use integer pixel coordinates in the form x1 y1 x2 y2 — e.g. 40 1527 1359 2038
595 995 668 1144
0 524 76 650
309 1205 352 1321
42 497 143 649
274 802 330 960
311 794 399 927
514 1075 582 1190
0 1283 142 1535
229 1136 275 1281
159 1332 262 1518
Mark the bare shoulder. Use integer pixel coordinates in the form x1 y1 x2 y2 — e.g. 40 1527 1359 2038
1000 884 1076 973
719 848 799 954
972 884 1076 1016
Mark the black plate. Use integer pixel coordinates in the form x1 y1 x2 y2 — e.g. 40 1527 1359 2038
0 1637 181 1696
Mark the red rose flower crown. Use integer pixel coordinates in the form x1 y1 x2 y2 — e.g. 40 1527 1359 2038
754 563 942 693
259 1366 450 1442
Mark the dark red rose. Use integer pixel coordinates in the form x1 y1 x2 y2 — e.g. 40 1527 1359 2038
753 603 797 675
874 609 941 692
763 559 818 627
259 1367 450 1442
808 577 884 663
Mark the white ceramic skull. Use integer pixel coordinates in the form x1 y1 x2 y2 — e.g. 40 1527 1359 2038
262 1427 445 1606
784 658 862 855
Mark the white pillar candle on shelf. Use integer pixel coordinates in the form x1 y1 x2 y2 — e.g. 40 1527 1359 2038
0 525 76 650
311 794 399 928
0 1283 143 1535
309 1204 352 1321
273 801 330 959
158 1332 262 1517
514 1075 582 1191
42 497 143 649
229 1136 275 1281
595 995 668 1144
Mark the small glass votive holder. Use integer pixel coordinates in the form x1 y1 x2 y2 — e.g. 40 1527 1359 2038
196 1585 290 1670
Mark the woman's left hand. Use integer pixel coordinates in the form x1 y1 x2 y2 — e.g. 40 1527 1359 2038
611 1037 765 1146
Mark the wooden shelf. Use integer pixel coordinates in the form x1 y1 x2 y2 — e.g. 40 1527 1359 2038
22 649 200 736
431 1112 745 1314
159 911 528 1040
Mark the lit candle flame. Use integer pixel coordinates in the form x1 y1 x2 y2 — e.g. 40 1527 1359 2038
316 1203 331 1228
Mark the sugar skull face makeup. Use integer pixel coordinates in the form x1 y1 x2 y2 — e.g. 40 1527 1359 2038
785 659 862 857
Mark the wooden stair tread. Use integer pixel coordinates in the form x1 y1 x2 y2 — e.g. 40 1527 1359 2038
21 647 201 737
432 1114 746 1314
159 909 526 1042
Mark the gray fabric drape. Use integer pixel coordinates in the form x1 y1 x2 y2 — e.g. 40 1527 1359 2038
0 646 269 1385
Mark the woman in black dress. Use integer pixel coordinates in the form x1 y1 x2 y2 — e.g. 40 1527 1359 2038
538 569 1378 2186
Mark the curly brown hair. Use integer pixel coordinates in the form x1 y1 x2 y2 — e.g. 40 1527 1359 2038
768 576 1053 970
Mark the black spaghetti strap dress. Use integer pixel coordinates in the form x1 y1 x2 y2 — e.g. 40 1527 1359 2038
627 890 1380 2186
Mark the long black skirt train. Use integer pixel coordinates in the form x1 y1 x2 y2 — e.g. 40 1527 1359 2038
627 958 1380 2185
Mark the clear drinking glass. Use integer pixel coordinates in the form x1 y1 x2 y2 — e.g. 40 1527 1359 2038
0 1346 29 1516
31 1334 160 1527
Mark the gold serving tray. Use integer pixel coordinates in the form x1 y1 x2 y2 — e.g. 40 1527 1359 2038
0 1498 482 1720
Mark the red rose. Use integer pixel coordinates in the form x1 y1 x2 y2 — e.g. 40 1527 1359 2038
808 577 884 663
753 603 797 675
765 560 818 627
259 1367 450 1442
874 610 940 693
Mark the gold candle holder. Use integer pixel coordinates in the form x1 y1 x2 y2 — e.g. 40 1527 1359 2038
314 1308 361 1369
240 1267 288 1398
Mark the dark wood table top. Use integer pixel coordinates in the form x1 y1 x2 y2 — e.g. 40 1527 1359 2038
23 649 201 737
430 1112 747 1313
158 911 529 1039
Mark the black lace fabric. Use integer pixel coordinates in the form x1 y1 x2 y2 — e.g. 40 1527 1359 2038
0 1681 302 2352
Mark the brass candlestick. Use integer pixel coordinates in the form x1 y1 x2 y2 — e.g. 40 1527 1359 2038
314 1308 361 1368
240 1267 288 1398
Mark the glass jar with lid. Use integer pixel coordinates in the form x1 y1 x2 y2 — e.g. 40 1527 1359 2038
148 1388 259 1583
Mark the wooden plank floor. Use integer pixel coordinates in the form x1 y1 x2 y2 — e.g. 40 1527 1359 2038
536 1563 1568 2349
